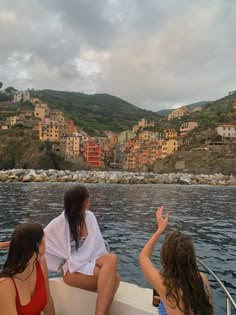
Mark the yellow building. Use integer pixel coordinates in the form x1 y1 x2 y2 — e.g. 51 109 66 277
39 118 59 141
168 106 190 120
166 139 179 155
161 142 168 158
35 106 46 120
8 116 18 126
138 131 158 141
138 118 148 128
163 129 177 140
132 125 139 133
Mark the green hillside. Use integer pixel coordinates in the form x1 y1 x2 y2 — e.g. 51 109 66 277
156 101 209 116
30 89 161 134
194 92 236 130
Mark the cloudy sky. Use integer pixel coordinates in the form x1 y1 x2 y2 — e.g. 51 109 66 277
1 0 236 110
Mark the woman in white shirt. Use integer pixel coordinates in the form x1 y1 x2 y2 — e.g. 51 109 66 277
44 185 120 315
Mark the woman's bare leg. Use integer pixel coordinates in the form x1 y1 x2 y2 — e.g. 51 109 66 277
95 254 120 314
63 253 120 315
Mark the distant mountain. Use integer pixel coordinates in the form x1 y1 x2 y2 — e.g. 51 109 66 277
30 90 162 134
156 101 210 116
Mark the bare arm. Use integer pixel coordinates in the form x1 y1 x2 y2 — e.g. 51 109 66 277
39 256 55 315
0 241 10 250
139 206 169 294
0 278 18 315
200 272 215 315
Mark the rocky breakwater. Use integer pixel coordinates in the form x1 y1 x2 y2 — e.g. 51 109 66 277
0 169 236 186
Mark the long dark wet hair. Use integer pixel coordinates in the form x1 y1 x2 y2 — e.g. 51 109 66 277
64 185 89 250
160 230 213 315
0 223 44 278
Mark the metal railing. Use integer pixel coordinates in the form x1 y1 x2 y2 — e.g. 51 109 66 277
197 258 236 315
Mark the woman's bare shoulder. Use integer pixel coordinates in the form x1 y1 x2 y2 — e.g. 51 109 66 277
0 277 15 294
38 256 49 276
0 277 17 313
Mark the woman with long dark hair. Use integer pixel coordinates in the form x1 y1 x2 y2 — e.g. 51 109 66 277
139 207 214 315
0 223 55 315
45 184 120 315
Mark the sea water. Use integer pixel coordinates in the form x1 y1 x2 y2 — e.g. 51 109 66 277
0 182 235 314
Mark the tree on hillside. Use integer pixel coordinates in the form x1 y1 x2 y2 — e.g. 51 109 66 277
4 86 17 94
0 82 3 89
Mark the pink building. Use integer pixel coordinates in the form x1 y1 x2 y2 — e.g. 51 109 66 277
66 119 75 134
180 122 198 137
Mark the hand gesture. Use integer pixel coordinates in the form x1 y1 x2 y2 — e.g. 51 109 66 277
156 206 169 233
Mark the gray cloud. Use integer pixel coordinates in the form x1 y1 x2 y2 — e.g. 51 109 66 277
0 0 236 110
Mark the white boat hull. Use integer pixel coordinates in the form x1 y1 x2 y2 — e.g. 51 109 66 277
49 278 158 315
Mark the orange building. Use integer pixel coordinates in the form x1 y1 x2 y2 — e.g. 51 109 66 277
84 141 104 167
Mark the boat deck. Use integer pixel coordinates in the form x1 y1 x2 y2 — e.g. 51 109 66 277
49 279 158 315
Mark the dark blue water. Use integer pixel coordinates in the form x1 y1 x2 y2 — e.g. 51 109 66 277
0 182 235 314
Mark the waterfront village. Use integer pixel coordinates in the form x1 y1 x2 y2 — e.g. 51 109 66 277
0 90 236 172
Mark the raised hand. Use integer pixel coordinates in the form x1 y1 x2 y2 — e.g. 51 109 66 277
156 206 169 233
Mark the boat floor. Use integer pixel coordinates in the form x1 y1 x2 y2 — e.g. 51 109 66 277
49 278 158 315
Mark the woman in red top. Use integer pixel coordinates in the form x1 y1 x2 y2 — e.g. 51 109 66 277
0 223 55 315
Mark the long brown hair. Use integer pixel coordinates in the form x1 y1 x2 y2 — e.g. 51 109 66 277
0 223 44 278
64 185 89 250
160 230 213 315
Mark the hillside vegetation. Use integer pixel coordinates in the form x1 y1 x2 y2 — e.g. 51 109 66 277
0 128 85 170
30 89 161 134
156 101 209 116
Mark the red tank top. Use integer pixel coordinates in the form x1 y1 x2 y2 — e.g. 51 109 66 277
12 261 47 315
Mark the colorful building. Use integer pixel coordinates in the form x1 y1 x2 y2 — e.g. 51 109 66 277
34 106 47 120
65 136 80 159
118 130 136 143
66 119 75 134
168 106 190 120
180 121 198 137
163 129 178 140
38 118 59 141
83 141 104 167
166 139 179 155
49 111 64 122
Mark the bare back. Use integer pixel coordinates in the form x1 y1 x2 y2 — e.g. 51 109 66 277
155 273 212 315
